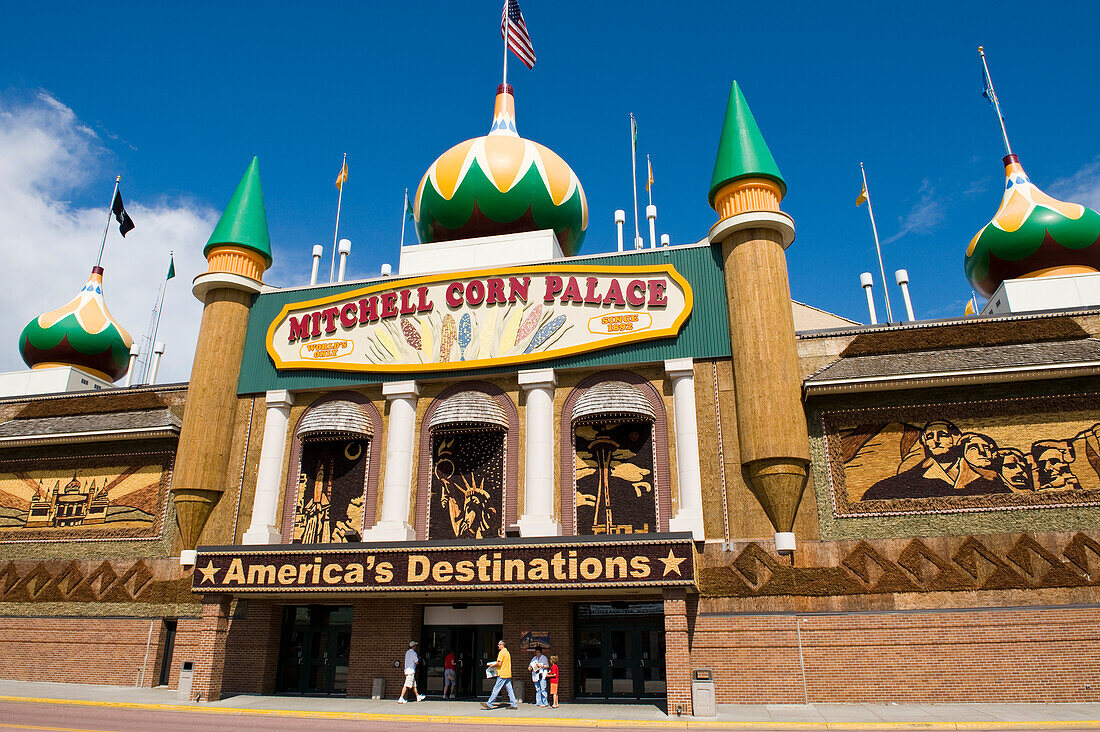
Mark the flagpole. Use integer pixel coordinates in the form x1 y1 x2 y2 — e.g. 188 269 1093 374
96 176 121 268
330 152 346 283
646 154 653 207
502 1 510 88
630 114 640 249
400 188 409 249
978 46 1013 156
860 162 893 323
139 252 173 383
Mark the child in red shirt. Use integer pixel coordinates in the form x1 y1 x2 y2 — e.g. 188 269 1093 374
548 655 560 708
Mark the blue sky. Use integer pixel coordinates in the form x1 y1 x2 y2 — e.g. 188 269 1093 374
2 1 1100 377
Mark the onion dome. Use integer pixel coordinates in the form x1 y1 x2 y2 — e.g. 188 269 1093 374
414 84 588 255
965 154 1100 298
18 266 134 382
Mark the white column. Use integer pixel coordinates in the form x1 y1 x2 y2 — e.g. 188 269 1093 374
665 358 705 540
517 368 560 536
363 380 419 542
242 390 295 545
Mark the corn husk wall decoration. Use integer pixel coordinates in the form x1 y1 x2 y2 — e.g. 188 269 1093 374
439 314 457 362
457 313 473 360
524 314 569 354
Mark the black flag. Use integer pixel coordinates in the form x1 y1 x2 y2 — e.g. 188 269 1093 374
112 189 135 237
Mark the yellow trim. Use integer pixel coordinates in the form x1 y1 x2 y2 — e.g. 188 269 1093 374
1018 265 1098 279
265 264 694 374
30 362 114 382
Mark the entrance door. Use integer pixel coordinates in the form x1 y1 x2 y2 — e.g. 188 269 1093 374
574 602 665 700
420 624 502 698
276 605 353 695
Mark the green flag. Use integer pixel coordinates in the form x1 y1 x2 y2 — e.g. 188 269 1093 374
405 189 414 220
166 256 176 280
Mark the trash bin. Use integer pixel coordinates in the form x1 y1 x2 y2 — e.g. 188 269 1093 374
691 668 716 717
512 679 525 704
372 678 386 699
177 661 194 702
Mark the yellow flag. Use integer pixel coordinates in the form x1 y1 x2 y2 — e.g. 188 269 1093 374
856 182 868 206
646 157 653 193
335 158 349 190
964 298 976 316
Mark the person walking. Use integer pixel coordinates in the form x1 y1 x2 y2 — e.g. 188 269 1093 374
529 645 549 707
398 640 426 703
548 655 560 708
443 647 457 699
481 639 518 709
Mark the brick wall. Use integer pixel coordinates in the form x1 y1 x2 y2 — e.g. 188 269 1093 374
0 615 201 688
688 604 1100 704
503 596 573 704
347 598 421 698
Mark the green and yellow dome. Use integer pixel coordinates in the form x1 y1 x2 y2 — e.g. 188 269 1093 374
965 154 1100 298
414 84 588 255
19 266 133 382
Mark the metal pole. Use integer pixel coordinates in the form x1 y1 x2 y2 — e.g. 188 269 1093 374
979 46 1013 156
96 176 121 268
860 163 893 323
502 1 510 88
330 153 346 283
630 114 640 249
400 188 409 249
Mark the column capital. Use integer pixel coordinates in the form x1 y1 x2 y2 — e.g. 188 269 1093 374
264 389 295 410
382 380 419 400
708 210 795 250
663 358 694 379
518 368 556 389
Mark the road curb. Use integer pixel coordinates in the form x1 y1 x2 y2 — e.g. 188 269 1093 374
0 695 1096 729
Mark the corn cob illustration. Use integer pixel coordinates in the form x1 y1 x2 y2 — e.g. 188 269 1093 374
439 314 457 362
524 314 569 354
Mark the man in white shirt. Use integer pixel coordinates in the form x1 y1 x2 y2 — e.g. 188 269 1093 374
398 640 426 703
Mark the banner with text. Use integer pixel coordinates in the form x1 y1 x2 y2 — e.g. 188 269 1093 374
193 535 695 593
265 264 693 373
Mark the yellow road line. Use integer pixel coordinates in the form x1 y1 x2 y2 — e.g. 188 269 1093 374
0 724 121 732
0 696 1095 729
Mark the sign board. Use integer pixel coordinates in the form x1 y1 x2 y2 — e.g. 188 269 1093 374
193 535 695 593
266 264 693 373
519 630 551 651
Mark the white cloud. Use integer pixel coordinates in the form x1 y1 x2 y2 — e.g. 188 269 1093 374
882 180 944 245
1049 157 1100 210
0 91 216 385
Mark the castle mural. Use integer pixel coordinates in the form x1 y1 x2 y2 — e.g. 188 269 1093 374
291 439 368 544
824 397 1100 517
575 421 656 535
0 453 171 541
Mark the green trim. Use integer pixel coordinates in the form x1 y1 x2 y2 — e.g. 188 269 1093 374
204 156 272 266
708 81 786 207
19 314 129 371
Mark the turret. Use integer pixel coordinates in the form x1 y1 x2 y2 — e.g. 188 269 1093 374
171 157 271 564
706 82 810 554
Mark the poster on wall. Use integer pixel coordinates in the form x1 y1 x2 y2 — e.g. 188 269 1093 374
428 431 505 540
0 452 172 541
266 264 693 374
292 439 368 543
574 421 656 535
824 396 1100 517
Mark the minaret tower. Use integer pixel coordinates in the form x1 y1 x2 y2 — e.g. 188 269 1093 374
706 82 810 553
171 157 272 564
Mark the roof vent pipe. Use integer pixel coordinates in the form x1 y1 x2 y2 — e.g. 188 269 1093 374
310 245 324 285
123 344 141 388
646 204 657 248
614 209 625 252
895 269 916 322
337 239 352 283
380 263 392 277
148 342 165 385
860 272 878 325
660 233 670 247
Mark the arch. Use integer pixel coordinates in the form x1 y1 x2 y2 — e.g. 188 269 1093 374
416 381 519 540
560 370 671 535
279 391 384 542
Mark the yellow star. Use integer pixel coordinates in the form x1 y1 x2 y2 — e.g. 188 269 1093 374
659 549 687 576
197 560 220 584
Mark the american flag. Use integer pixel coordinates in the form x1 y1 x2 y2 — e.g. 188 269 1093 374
501 0 536 69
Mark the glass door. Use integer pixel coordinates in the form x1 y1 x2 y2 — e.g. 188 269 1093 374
574 603 665 700
420 625 502 698
276 605 352 695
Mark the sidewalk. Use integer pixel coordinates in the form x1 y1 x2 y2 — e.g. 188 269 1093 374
0 679 1098 728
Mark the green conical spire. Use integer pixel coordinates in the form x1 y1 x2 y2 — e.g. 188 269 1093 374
708 81 786 207
204 156 272 266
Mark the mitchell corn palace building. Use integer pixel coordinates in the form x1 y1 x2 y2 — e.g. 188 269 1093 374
0 76 1098 714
